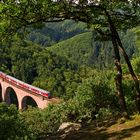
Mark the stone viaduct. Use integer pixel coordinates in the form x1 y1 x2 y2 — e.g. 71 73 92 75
0 71 57 109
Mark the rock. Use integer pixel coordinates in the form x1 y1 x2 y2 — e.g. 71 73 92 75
58 122 82 134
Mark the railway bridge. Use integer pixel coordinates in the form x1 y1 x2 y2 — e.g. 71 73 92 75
0 71 56 109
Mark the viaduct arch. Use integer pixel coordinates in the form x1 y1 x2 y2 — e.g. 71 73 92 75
0 71 58 109
22 96 38 109
5 87 19 108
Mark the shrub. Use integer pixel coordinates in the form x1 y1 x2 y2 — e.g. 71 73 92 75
0 103 31 140
21 104 68 138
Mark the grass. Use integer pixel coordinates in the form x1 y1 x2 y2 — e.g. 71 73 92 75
53 114 140 140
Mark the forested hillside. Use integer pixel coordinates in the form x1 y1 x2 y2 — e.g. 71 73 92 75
48 29 139 69
27 20 87 47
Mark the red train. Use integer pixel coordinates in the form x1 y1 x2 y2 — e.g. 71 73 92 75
0 71 50 98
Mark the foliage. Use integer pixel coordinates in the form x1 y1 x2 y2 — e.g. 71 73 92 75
10 41 41 84
32 49 79 98
48 32 94 66
21 104 69 138
0 103 31 140
48 30 138 69
123 79 137 113
1 0 140 42
27 20 87 47
132 57 140 74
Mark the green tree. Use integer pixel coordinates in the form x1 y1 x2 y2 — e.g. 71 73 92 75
32 49 79 98
10 41 41 83
0 103 31 139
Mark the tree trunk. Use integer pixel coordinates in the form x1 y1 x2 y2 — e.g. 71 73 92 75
104 9 140 113
104 10 128 117
114 30 140 113
112 37 128 117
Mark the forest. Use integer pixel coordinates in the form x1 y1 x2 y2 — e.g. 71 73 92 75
0 0 140 139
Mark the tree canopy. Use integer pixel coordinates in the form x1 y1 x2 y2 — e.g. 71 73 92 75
1 0 140 41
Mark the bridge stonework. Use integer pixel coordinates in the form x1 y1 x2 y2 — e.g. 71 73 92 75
0 75 55 109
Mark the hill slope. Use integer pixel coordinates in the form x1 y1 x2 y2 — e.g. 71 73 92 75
47 32 97 66
47 29 140 69
47 32 115 68
27 20 87 47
